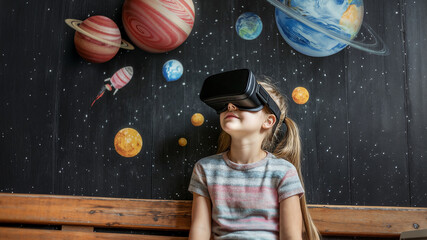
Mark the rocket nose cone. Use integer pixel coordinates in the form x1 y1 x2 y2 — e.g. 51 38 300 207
125 66 133 76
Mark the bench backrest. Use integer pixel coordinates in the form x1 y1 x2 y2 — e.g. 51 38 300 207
0 193 426 239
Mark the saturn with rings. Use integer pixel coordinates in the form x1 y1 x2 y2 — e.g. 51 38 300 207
65 16 134 63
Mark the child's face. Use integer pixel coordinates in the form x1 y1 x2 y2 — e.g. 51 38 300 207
219 103 274 137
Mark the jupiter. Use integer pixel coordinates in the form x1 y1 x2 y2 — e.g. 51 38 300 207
122 0 195 53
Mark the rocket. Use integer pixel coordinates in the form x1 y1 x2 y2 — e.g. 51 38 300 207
91 66 134 107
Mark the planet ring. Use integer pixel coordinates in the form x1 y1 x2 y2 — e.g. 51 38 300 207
65 19 134 50
266 0 389 56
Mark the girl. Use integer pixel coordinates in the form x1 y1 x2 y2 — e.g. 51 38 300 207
188 74 320 240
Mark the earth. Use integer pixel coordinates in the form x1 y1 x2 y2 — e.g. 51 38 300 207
275 0 364 57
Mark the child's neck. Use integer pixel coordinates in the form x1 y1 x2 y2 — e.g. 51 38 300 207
228 139 267 165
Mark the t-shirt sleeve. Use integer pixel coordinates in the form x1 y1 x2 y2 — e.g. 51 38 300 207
277 165 305 202
188 161 210 198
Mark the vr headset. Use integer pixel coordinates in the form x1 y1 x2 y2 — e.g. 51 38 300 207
200 69 282 127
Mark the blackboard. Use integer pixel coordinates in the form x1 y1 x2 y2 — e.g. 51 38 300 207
0 0 426 216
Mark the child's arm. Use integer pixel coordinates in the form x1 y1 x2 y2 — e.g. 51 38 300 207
279 195 303 240
188 192 212 240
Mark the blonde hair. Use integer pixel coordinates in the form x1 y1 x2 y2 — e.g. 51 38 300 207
217 76 321 240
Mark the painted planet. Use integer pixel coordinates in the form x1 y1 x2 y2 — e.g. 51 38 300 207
191 113 204 127
65 16 134 63
162 59 183 82
178 138 187 147
122 0 195 53
235 12 263 40
275 0 363 57
292 87 309 104
114 128 143 158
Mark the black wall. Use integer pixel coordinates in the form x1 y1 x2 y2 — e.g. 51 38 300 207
1 0 426 216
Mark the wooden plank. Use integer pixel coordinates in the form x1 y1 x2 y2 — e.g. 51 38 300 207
1 193 427 237
310 205 427 237
298 54 351 205
51 0 155 199
0 0 57 195
0 227 188 240
346 0 410 206
403 0 427 207
0 193 192 231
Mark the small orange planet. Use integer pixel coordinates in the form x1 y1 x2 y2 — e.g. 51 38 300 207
292 87 310 105
178 138 188 147
114 128 143 157
191 113 204 126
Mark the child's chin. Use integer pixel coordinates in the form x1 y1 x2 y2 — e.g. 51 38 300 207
223 126 248 136
221 126 238 134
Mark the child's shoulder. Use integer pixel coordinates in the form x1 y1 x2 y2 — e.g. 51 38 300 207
267 153 297 171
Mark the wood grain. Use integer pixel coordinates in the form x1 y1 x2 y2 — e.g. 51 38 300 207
0 227 188 240
0 193 192 231
310 205 427 237
1 193 426 237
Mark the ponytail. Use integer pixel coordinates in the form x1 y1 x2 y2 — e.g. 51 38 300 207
258 79 320 240
274 117 320 240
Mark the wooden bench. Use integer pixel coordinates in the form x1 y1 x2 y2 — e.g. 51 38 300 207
0 193 426 239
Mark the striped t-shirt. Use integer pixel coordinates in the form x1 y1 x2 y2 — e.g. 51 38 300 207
188 151 304 240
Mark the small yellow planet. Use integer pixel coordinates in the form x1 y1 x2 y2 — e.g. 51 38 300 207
191 113 204 127
178 138 187 147
114 128 143 157
292 87 310 105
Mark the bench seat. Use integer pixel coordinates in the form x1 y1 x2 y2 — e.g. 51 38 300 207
0 193 426 239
